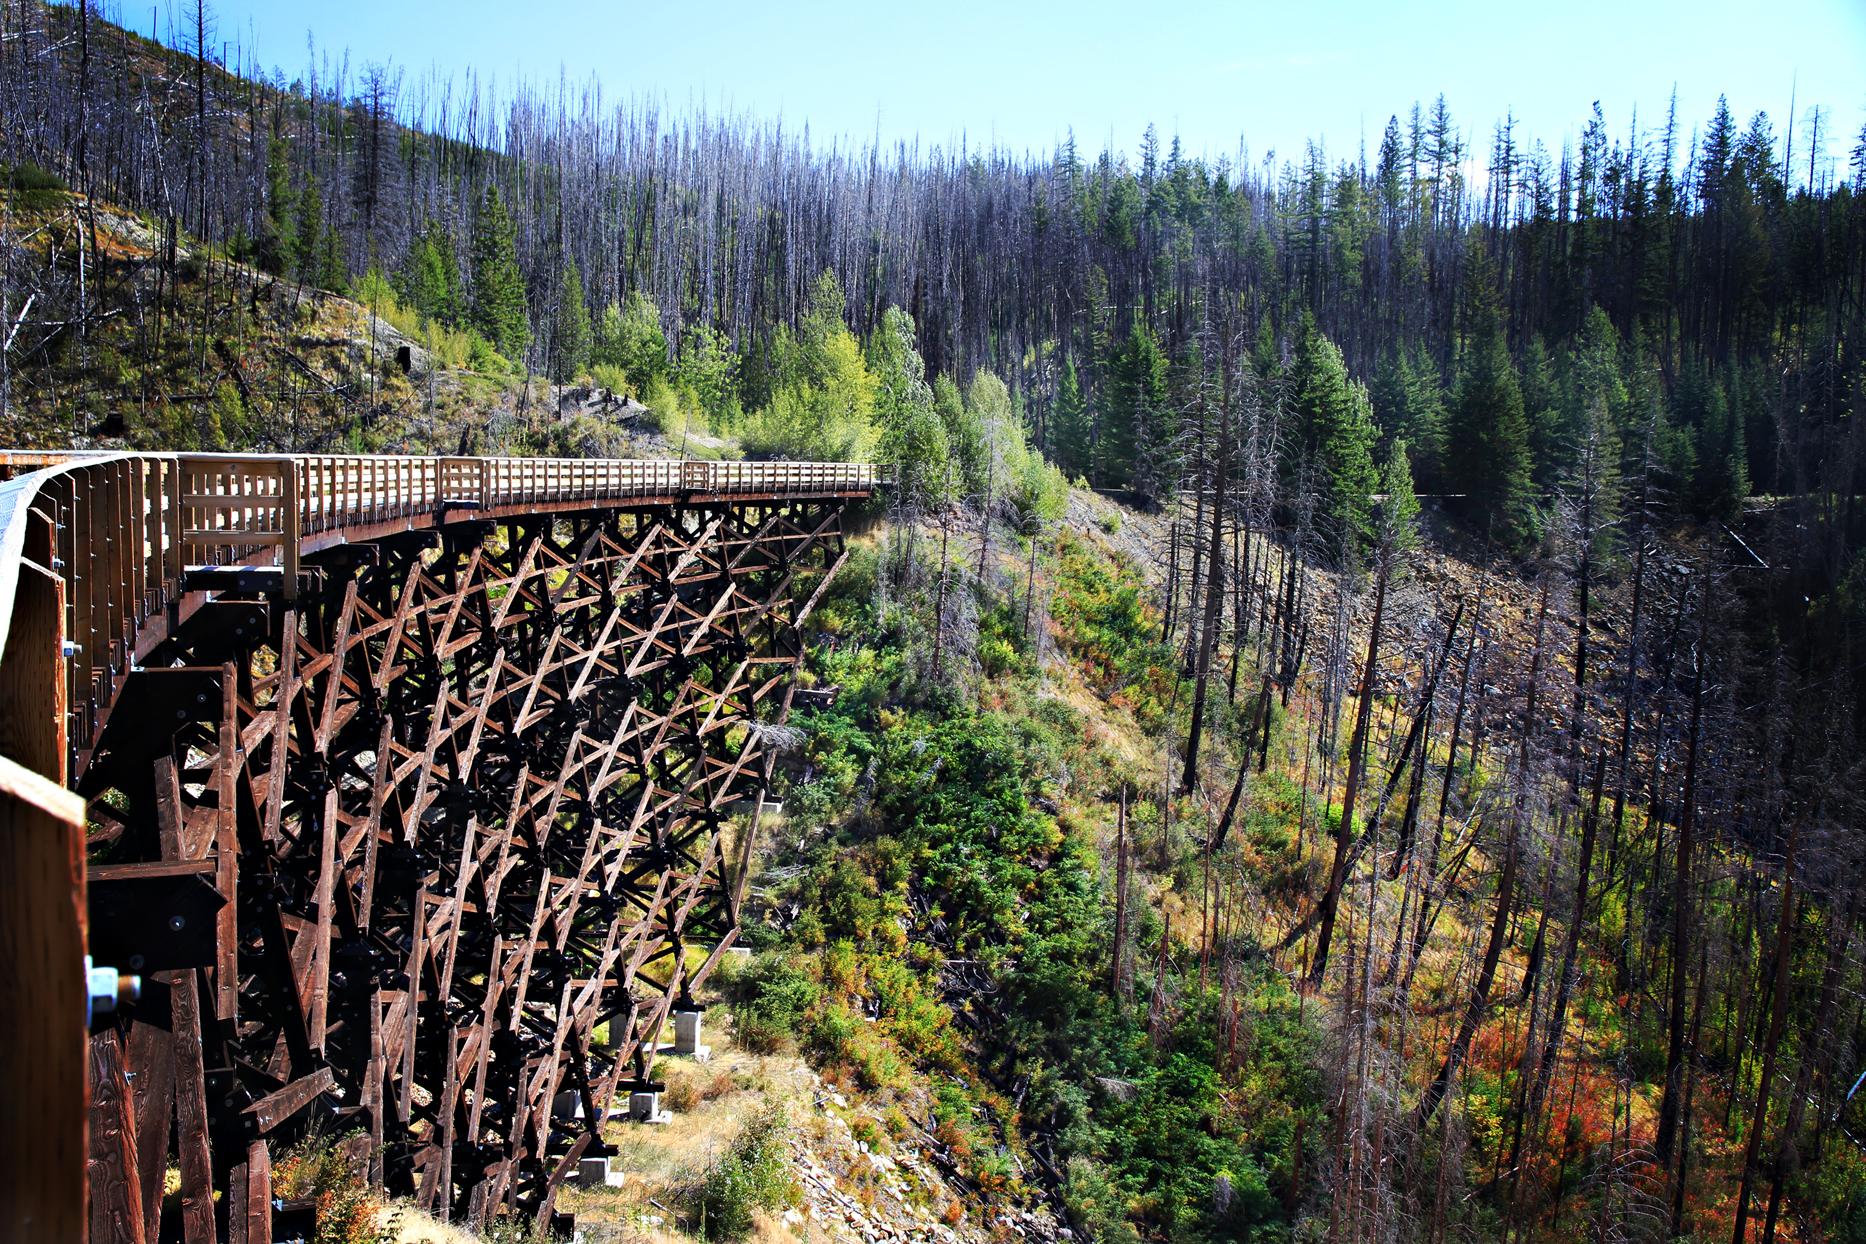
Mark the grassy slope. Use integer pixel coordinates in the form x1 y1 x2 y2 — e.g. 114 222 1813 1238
0 183 678 459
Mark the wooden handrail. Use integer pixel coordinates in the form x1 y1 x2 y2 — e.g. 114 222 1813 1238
0 452 886 780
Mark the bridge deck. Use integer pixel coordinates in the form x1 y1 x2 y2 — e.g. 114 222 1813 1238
0 451 883 774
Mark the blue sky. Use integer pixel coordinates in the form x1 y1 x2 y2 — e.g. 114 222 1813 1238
162 0 1864 175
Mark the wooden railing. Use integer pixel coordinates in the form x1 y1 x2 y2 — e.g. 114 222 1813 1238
0 452 885 778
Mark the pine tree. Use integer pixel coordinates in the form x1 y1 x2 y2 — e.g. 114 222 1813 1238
1098 319 1168 494
1050 353 1091 480
549 260 593 384
1680 364 1749 518
1251 316 1280 380
1447 301 1537 549
1286 314 1378 558
469 185 530 361
1370 347 1446 487
398 220 460 326
257 133 295 278
869 307 950 508
1376 438 1421 554
293 163 324 286
1520 335 1562 486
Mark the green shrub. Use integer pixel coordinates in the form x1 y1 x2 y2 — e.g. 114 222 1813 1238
1063 1156 1143 1244
351 266 396 309
641 372 709 440
730 953 819 1053
3 161 67 210
692 1106 796 1241
3 161 65 192
811 1000 906 1089
590 361 630 396
465 330 509 375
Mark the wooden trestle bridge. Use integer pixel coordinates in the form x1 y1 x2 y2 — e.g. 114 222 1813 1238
0 451 883 1243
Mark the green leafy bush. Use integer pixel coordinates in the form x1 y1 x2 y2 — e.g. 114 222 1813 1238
590 361 629 396
730 953 820 1053
691 1106 797 1241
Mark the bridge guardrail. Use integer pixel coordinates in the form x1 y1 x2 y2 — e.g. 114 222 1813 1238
0 452 887 778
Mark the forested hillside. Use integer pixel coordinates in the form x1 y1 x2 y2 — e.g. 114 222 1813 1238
5 2 1866 1242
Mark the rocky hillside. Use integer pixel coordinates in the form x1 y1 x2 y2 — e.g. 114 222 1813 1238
0 180 697 461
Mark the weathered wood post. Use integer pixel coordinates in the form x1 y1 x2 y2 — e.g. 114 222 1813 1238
0 557 86 1244
280 458 301 603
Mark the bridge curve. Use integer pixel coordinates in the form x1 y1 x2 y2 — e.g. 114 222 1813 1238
0 452 882 1240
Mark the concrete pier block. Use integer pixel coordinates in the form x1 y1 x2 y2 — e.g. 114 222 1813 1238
672 1009 711 1062
628 1089 673 1124
577 1155 627 1188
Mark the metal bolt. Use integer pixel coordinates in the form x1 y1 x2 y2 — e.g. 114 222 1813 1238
168 914 186 932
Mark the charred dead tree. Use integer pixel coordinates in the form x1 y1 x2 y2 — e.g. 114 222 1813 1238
1416 582 1551 1130
1655 570 1710 1171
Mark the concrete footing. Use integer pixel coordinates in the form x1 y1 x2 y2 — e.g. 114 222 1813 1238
672 1009 711 1062
577 1155 627 1188
628 1089 673 1124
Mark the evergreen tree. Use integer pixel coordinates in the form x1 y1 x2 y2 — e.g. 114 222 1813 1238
1251 315 1280 380
1731 360 1775 496
1520 335 1563 486
398 220 460 326
549 260 593 384
1376 437 1421 555
1049 353 1091 480
257 133 295 277
1097 319 1168 493
869 306 951 508
1286 314 1379 558
1568 308 1625 435
1447 303 1537 549
1680 364 1749 518
1370 347 1446 487
469 184 530 360
291 164 343 289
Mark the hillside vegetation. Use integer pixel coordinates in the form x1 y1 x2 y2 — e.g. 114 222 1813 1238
3 4 1864 1243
